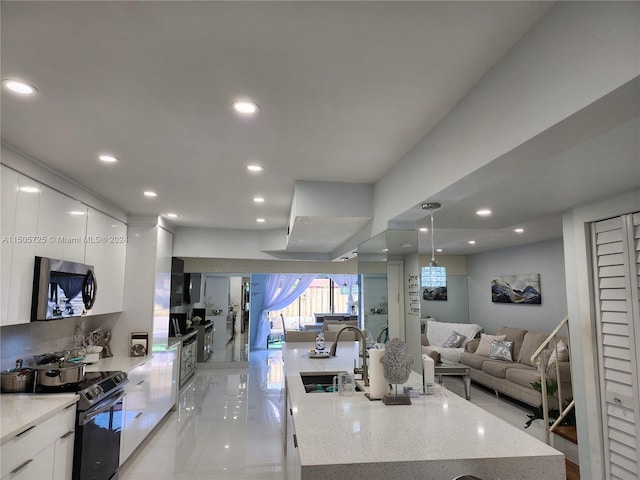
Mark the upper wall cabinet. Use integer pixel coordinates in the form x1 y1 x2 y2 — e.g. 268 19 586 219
35 185 87 263
84 208 127 315
1 167 20 324
2 168 42 326
1 165 127 325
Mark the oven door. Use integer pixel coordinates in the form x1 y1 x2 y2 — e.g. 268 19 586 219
73 389 125 480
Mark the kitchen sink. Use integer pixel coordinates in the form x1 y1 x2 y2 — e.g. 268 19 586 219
300 372 362 393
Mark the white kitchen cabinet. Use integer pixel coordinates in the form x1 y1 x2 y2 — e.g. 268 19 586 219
1 403 76 480
1 164 127 325
2 171 41 326
1 166 19 324
35 184 87 263
120 348 179 466
151 344 179 417
285 390 301 480
84 207 126 315
2 442 55 480
52 425 75 480
120 360 153 464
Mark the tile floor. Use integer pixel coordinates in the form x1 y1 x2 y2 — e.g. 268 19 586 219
118 349 551 479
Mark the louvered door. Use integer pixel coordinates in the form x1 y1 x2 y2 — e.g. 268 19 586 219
592 212 640 480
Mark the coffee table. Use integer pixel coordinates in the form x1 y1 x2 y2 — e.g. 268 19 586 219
434 363 471 400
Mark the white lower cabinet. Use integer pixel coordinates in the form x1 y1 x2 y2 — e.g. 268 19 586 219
4 443 56 480
120 360 152 464
1 403 76 480
52 428 75 480
285 391 301 480
120 349 178 466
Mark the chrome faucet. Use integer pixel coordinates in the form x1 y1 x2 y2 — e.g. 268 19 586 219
328 326 369 386
375 324 389 344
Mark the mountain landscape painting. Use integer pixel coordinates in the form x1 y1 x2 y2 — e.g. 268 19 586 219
491 273 541 305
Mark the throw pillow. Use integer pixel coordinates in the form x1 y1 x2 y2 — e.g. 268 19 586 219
495 326 527 360
517 332 549 367
489 340 514 361
475 333 507 357
441 331 466 348
548 339 569 365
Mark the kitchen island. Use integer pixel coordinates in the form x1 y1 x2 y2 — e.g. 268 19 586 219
283 342 565 480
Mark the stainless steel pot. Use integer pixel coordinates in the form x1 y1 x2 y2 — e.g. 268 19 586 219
1 359 34 393
35 361 85 389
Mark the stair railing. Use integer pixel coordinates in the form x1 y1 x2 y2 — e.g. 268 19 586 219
530 315 575 444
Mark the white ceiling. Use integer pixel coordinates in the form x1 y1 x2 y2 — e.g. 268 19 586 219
1 2 637 258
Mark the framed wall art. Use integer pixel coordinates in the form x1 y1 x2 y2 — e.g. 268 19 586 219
491 273 541 304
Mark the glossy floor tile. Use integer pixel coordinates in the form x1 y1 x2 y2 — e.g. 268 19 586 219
119 350 551 479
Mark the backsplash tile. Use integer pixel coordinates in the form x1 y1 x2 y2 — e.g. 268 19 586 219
0 314 120 370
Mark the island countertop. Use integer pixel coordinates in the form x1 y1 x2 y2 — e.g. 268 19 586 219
283 342 565 480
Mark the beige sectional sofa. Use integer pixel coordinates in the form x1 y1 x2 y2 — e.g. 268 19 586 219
459 326 572 408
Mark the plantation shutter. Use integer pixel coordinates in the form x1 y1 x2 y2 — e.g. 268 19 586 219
592 212 640 480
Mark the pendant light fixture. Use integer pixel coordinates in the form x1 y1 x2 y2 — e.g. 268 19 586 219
421 202 446 290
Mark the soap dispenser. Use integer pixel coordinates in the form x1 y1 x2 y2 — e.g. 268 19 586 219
315 331 326 353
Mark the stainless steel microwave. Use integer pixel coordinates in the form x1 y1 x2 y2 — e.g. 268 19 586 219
31 256 97 321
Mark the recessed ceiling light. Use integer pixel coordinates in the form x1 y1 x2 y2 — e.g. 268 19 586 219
69 211 85 216
19 186 39 193
144 191 157 197
167 213 178 218
382 248 389 252
99 154 118 163
476 209 492 216
256 218 266 223
247 165 263 173
419 227 428 232
253 196 265 203
514 228 525 233
3 79 36 95
401 243 413 248
468 240 476 245
233 100 258 115
436 248 443 253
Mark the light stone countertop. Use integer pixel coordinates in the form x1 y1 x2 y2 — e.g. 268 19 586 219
2 353 155 444
0 393 77 445
284 342 566 480
84 354 151 373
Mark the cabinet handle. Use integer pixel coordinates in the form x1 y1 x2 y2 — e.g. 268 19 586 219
613 397 622 405
60 430 74 439
135 412 144 419
289 408 293 416
16 425 35 437
10 459 33 475
293 434 298 448
136 380 145 386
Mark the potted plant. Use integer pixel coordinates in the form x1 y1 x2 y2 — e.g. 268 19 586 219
524 379 575 429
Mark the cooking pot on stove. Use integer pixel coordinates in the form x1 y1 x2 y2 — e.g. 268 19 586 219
35 360 85 389
1 359 34 393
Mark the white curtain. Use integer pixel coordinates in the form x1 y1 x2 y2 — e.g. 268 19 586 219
328 274 359 313
252 274 316 349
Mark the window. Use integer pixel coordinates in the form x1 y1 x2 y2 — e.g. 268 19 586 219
269 278 354 331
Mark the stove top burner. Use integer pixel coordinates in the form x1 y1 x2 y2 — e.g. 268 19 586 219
35 370 128 410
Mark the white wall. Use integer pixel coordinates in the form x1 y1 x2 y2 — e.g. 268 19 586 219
204 275 230 316
467 238 567 335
